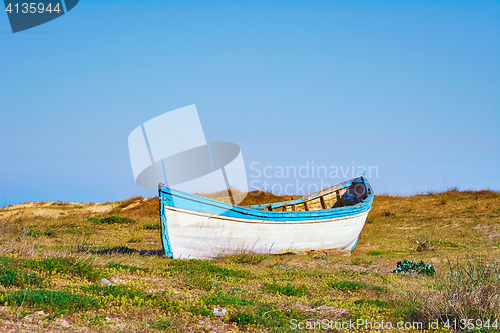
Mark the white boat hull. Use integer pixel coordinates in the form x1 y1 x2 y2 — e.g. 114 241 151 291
163 206 369 259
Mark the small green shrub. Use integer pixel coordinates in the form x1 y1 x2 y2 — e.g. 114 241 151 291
263 283 308 296
391 259 435 276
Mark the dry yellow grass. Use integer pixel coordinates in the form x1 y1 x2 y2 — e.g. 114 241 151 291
0 189 498 332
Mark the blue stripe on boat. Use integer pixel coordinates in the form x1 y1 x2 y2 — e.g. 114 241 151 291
159 176 373 222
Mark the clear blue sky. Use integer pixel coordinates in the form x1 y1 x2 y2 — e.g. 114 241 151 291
1 1 499 205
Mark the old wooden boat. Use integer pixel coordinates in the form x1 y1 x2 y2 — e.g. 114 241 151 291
158 175 374 259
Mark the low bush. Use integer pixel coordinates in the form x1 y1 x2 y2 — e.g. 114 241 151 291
391 259 435 276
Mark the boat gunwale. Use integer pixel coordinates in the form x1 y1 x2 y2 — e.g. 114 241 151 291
158 175 373 221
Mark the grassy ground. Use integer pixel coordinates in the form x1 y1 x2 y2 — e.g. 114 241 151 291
0 189 498 332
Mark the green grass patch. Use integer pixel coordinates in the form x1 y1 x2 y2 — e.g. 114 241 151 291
142 222 161 230
187 305 213 317
230 254 268 265
437 240 460 248
0 268 44 288
105 263 146 272
230 312 257 325
166 260 250 280
93 246 137 255
263 283 308 296
0 257 106 282
157 299 181 312
329 280 367 291
202 293 255 306
149 319 171 330
354 299 388 308
329 280 386 293
126 237 142 243
81 285 155 306
165 260 250 290
0 289 99 313
229 304 306 330
26 257 107 281
88 216 135 224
